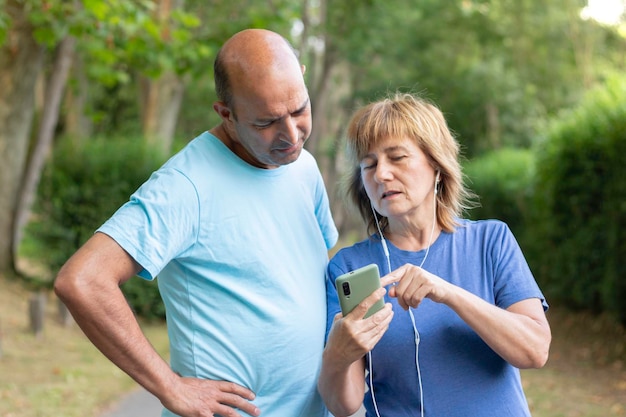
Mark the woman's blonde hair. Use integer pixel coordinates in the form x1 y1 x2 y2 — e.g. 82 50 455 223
342 92 476 235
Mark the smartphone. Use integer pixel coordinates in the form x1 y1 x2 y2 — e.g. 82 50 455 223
335 263 385 318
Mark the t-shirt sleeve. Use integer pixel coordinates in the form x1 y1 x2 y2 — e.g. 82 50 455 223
311 162 338 251
97 168 200 280
491 222 548 311
324 259 349 341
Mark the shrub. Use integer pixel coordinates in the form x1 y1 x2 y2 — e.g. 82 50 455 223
530 75 626 322
31 136 168 320
464 148 535 243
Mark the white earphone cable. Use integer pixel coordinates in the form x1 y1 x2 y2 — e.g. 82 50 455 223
369 176 438 417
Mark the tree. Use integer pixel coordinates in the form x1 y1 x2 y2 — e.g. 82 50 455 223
0 0 44 273
13 35 76 258
0 0 174 274
3 0 623 276
71 0 300 147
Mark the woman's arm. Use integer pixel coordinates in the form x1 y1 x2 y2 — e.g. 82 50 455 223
318 288 393 416
318 348 366 417
445 290 551 369
382 265 551 369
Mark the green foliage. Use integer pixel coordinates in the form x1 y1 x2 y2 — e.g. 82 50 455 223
175 0 301 138
78 0 215 84
322 0 622 157
530 74 626 322
1 0 216 85
28 0 81 47
89 78 142 137
80 0 301 138
0 0 9 44
121 276 166 322
464 148 535 240
31 136 168 319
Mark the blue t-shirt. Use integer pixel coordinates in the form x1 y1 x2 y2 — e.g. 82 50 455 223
326 219 547 417
99 132 338 417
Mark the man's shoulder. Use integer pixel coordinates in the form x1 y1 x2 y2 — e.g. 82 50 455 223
290 148 319 171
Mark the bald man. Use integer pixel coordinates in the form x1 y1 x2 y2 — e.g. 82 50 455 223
54 29 338 417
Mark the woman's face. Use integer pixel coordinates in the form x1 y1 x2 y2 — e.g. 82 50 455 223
360 135 437 221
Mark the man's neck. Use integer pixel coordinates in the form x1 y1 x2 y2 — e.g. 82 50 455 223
209 124 272 169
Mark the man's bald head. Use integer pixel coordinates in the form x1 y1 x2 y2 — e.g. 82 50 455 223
214 29 302 111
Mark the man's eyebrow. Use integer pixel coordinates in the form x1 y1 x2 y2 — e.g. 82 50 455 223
294 98 310 113
257 98 310 123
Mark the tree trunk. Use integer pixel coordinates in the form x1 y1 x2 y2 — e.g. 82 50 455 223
302 0 355 234
140 72 185 153
64 53 93 140
139 0 185 154
12 36 76 260
0 0 45 274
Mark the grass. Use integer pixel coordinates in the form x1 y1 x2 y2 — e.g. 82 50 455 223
0 272 624 417
0 274 169 417
522 305 626 417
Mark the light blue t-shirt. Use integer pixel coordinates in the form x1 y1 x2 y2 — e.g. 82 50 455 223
99 132 338 417
326 219 547 417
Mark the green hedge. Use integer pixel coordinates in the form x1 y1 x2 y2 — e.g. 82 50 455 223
463 76 626 323
464 148 534 242
31 136 167 320
531 75 626 322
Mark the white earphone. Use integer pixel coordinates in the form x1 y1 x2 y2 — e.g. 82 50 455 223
367 170 440 417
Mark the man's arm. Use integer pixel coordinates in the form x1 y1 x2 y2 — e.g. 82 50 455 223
54 232 260 417
54 232 175 395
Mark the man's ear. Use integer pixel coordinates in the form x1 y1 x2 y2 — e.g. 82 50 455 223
301 64 306 75
213 101 233 122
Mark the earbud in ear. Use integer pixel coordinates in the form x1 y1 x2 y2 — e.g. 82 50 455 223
434 171 440 195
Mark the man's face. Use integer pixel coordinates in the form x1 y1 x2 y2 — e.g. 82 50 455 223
227 69 312 169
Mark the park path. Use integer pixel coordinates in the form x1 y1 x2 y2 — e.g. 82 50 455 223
100 388 162 417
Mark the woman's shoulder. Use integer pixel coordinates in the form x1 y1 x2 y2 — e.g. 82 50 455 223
453 218 514 243
335 235 378 253
329 236 380 269
456 218 510 232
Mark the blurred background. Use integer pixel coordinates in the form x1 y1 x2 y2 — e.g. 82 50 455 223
0 0 625 416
